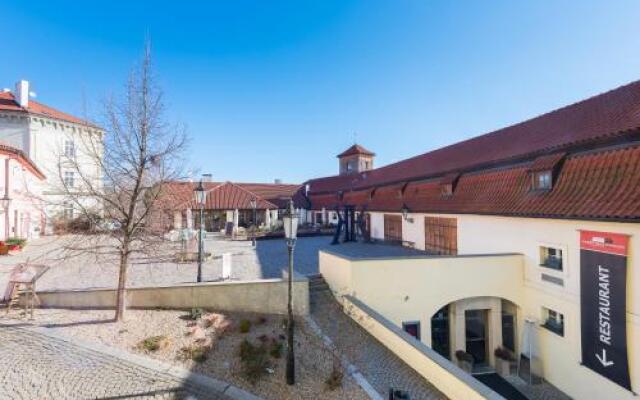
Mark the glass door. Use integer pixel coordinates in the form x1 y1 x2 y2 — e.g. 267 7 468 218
465 309 488 366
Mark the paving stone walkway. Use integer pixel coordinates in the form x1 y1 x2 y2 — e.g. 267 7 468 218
0 324 252 400
309 284 447 400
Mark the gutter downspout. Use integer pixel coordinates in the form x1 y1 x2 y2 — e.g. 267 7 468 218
4 158 11 240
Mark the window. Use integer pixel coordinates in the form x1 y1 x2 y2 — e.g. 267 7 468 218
64 140 76 158
542 307 564 336
540 246 563 271
441 183 453 197
64 171 75 188
402 321 421 341
533 171 552 190
63 201 74 220
424 217 457 255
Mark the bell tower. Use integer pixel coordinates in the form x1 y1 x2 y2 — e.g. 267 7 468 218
337 144 375 175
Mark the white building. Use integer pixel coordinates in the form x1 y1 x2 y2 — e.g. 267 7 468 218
309 80 640 399
0 80 103 231
0 144 46 239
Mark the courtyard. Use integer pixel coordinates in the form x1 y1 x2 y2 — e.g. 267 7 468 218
0 235 333 292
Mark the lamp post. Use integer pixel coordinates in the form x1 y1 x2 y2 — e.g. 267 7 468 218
250 197 257 247
193 180 206 283
282 199 299 385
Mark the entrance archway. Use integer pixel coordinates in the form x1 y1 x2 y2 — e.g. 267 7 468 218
429 297 520 369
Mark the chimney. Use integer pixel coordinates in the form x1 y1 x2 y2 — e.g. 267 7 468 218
202 173 212 183
15 80 29 108
274 178 282 184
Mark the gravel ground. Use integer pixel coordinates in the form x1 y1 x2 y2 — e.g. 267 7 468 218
0 235 333 293
2 308 368 400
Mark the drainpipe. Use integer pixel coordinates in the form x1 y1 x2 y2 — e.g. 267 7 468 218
4 158 11 239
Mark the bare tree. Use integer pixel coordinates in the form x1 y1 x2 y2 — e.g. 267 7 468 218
55 42 188 321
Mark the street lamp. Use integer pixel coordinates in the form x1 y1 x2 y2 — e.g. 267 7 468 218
193 180 206 283
282 199 299 385
250 197 257 247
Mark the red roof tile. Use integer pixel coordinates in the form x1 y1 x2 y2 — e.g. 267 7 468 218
0 92 98 128
0 144 45 180
337 144 375 158
309 144 640 221
159 181 305 210
528 152 566 172
309 79 640 193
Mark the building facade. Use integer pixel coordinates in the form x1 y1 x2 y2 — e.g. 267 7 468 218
0 144 46 240
0 80 103 231
307 80 640 399
162 180 309 234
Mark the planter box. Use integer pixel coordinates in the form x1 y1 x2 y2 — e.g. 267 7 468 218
496 358 513 376
457 360 473 373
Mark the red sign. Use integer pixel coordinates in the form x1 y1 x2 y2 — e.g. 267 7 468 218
579 230 629 256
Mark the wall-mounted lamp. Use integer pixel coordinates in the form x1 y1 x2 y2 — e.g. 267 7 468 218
401 204 414 223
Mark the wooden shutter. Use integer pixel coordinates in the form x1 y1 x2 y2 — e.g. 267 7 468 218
424 217 457 255
384 214 403 242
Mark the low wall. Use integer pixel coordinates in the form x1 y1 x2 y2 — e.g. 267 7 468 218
34 278 309 316
343 295 504 400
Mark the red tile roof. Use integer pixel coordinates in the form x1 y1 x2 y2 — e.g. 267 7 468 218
0 144 45 180
0 92 98 128
306 80 640 221
159 181 305 211
310 144 640 221
309 79 640 193
337 144 375 158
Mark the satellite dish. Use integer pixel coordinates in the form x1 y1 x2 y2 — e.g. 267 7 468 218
29 91 37 98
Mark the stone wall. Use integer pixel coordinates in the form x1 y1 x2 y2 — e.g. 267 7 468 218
33 278 309 315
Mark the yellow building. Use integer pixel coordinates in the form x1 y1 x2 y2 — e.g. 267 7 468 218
306 80 640 399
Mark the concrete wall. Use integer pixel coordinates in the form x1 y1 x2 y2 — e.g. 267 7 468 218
320 250 524 347
34 278 310 316
364 211 640 399
343 295 504 400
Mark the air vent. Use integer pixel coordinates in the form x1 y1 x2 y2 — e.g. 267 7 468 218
541 273 564 286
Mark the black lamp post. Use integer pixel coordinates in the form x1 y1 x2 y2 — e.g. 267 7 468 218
193 180 206 283
250 197 257 247
282 199 299 385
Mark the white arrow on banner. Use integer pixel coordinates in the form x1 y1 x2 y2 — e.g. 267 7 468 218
596 349 614 367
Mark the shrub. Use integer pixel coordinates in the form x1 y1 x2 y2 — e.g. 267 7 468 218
269 340 283 359
238 339 270 384
494 347 515 361
239 319 251 333
455 350 474 363
138 335 168 352
325 364 344 391
189 308 204 320
180 344 208 363
5 237 26 248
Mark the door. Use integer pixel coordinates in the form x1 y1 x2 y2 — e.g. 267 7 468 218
465 309 489 366
383 214 402 242
431 305 451 359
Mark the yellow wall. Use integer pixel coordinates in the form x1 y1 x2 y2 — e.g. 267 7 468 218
362 212 640 399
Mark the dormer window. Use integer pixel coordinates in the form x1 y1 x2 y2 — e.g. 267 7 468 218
534 171 552 190
440 173 460 197
528 153 566 192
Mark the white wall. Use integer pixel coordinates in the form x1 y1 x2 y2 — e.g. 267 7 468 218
0 112 104 228
367 211 640 400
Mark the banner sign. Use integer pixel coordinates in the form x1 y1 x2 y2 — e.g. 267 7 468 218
580 230 631 390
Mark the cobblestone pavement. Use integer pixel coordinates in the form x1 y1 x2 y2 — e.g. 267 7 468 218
0 325 239 400
0 235 333 292
309 288 447 400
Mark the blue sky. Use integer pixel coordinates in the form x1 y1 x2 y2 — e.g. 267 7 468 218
2 1 640 183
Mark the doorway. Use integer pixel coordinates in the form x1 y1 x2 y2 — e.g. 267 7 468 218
465 309 489 366
431 305 451 359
